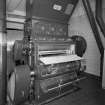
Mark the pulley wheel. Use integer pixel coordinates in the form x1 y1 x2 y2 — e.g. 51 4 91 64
71 35 87 57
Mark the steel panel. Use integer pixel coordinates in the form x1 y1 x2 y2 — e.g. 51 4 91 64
31 0 78 23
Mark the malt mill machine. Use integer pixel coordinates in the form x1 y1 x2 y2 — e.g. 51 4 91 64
7 0 87 105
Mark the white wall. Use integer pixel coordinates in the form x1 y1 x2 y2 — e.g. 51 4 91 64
68 0 101 76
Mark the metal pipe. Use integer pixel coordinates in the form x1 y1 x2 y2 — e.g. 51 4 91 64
38 86 80 105
96 0 105 38
96 0 105 82
82 0 104 79
47 77 86 92
82 0 103 54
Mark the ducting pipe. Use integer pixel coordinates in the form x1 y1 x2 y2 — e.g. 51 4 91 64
82 0 103 54
82 0 104 80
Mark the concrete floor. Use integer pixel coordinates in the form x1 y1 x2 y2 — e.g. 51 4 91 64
22 74 105 105
45 75 105 105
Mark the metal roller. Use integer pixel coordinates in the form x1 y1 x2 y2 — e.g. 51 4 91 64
8 65 30 105
13 40 23 61
7 30 24 76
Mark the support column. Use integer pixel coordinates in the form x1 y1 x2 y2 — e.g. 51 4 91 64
0 0 7 105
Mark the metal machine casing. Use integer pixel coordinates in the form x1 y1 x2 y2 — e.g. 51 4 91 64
8 20 85 105
7 0 87 105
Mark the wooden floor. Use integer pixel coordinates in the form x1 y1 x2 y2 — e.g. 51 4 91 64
45 75 105 105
